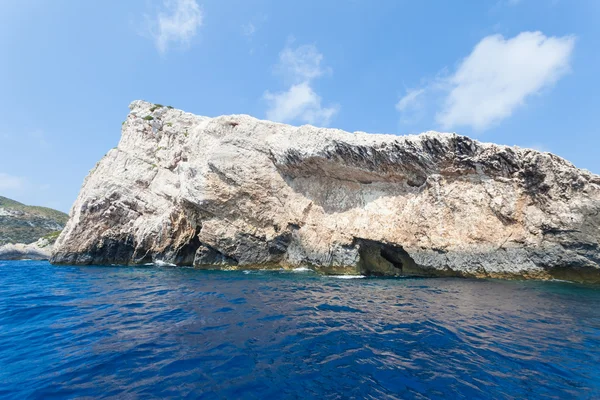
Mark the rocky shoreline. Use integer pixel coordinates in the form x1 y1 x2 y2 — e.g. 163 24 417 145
0 237 54 261
51 101 600 283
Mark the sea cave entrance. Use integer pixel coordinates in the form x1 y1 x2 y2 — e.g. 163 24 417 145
356 239 418 277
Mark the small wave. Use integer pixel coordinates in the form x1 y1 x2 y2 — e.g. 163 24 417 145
292 267 313 272
327 275 366 279
154 260 177 267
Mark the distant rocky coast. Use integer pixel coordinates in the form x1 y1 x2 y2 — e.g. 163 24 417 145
0 196 66 261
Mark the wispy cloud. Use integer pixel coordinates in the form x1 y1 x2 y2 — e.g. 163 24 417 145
148 0 203 54
242 23 256 37
0 172 25 191
396 88 426 125
264 43 339 126
241 14 267 55
396 88 425 113
275 44 330 83
396 31 575 132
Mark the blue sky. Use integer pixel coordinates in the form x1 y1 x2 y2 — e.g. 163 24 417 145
0 0 598 212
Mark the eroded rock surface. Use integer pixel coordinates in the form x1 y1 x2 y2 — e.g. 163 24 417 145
0 238 54 260
51 101 600 282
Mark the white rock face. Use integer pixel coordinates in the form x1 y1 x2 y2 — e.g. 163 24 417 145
0 238 53 260
52 101 600 282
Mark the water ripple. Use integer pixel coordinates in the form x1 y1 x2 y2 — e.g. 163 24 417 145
0 261 599 399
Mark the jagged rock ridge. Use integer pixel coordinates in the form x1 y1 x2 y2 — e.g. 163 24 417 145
51 101 600 283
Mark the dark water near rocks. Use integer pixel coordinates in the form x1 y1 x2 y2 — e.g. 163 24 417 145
1 261 599 399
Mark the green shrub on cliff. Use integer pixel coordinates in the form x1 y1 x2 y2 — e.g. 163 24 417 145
41 230 62 244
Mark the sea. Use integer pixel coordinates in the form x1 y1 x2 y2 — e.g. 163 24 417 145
0 260 599 399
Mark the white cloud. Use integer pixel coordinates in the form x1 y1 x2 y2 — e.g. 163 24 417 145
151 0 203 54
436 31 575 131
265 82 339 126
0 172 25 191
397 32 575 131
264 44 338 126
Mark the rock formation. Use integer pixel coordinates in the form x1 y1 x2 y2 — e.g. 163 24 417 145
0 237 54 260
51 101 600 282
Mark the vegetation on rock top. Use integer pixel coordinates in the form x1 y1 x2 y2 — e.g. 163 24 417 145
0 196 68 245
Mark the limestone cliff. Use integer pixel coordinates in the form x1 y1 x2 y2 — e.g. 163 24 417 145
51 101 600 282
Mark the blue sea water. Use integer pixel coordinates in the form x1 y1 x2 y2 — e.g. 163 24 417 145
0 261 599 399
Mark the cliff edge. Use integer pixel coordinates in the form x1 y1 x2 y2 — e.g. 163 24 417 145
51 101 600 282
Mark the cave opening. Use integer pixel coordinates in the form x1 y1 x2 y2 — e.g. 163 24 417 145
356 239 417 277
380 247 404 271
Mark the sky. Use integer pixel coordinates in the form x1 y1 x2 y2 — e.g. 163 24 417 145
0 0 599 213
